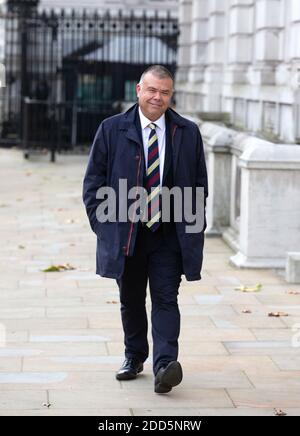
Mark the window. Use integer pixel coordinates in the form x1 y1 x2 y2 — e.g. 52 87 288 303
124 80 137 102
77 74 112 103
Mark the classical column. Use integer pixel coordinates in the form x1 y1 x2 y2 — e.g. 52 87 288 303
176 0 192 84
248 0 283 85
204 0 226 112
175 0 192 112
189 0 209 84
290 0 300 143
225 0 254 84
0 0 5 128
0 1 5 80
179 0 209 113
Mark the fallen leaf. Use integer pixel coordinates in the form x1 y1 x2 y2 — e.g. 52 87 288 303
235 283 262 292
42 402 51 408
25 172 32 176
42 266 61 272
42 263 75 272
268 312 289 317
18 245 25 249
274 408 287 416
242 309 252 314
106 300 118 304
0 204 8 208
286 290 300 295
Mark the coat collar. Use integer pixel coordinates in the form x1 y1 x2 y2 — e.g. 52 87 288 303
138 106 166 131
119 103 188 133
119 103 185 176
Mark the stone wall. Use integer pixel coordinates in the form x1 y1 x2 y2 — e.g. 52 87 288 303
189 116 300 272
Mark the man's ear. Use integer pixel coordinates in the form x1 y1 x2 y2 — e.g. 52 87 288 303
136 83 140 98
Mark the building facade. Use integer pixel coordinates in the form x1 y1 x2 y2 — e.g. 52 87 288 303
176 0 300 143
176 0 300 282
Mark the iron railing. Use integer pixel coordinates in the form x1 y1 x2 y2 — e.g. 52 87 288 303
0 4 179 160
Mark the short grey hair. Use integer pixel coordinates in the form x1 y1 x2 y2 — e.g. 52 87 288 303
139 65 174 85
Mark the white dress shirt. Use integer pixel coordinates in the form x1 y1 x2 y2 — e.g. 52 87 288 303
138 107 166 187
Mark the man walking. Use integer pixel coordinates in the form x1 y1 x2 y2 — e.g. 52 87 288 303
83 65 208 393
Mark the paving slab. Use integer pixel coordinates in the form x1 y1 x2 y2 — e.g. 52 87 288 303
0 148 299 416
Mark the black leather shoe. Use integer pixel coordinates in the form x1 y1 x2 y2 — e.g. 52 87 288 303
154 361 183 393
116 357 144 381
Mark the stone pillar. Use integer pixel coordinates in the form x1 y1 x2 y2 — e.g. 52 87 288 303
248 0 283 86
204 0 226 112
225 0 254 84
230 141 300 268
175 0 193 112
201 122 234 235
290 0 300 59
0 0 7 127
286 253 300 284
189 0 209 84
289 0 300 143
176 0 193 85
0 1 4 66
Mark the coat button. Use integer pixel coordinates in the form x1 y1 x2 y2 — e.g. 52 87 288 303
122 246 127 253
135 155 139 160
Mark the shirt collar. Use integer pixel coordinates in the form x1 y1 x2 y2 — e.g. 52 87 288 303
138 106 165 131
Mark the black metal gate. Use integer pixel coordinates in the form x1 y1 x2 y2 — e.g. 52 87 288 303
0 1 179 159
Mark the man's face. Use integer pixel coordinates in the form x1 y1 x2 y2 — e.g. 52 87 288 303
136 72 174 121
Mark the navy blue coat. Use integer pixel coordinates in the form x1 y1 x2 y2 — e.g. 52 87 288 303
82 103 208 281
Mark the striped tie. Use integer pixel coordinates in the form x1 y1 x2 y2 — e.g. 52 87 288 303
145 123 161 231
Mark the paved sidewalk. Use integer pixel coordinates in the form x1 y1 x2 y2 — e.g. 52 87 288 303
0 148 300 416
